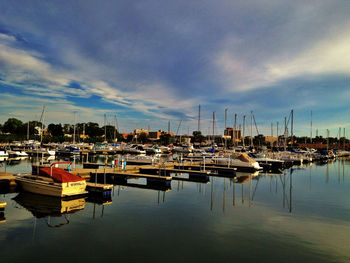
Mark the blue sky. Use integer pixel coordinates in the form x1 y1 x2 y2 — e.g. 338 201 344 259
0 0 349 137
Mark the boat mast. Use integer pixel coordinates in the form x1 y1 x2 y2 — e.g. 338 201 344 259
291 109 294 149
250 111 253 147
271 122 273 149
310 110 312 144
234 113 237 148
277 121 279 146
284 116 287 151
212 112 215 146
327 129 329 152
224 108 227 130
104 113 107 142
73 111 76 145
224 108 227 149
198 105 201 132
27 121 30 140
114 115 117 142
40 106 46 145
243 115 246 148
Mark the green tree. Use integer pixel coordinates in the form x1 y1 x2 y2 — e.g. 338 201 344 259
192 131 205 143
3 118 25 135
138 132 148 143
85 122 103 138
47 123 64 137
126 134 134 142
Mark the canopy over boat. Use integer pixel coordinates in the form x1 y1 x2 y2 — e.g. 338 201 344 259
39 162 85 183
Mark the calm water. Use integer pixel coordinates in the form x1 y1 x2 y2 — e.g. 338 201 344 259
1 157 350 262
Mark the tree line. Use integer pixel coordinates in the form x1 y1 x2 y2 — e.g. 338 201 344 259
0 118 123 143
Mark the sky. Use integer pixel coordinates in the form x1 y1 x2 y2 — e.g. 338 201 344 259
0 0 350 137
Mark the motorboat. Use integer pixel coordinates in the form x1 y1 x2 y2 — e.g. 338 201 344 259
123 144 146 154
172 145 193 154
0 150 8 157
7 150 28 158
57 146 80 156
207 153 262 172
145 145 162 154
249 153 285 171
15 162 87 197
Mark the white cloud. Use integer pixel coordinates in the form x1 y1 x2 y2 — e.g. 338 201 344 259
215 26 350 92
0 33 197 123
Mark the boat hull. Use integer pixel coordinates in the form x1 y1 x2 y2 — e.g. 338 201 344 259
16 176 87 197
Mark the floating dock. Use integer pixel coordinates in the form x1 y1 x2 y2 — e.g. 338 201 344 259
91 171 172 187
86 182 114 193
143 166 237 178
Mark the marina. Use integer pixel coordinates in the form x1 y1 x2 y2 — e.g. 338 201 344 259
1 1 350 261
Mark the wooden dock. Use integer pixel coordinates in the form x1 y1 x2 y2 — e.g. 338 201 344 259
174 164 238 175
114 182 171 192
140 166 237 178
86 182 114 193
91 171 172 187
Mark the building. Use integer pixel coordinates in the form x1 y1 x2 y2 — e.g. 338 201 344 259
265 136 278 145
224 128 241 142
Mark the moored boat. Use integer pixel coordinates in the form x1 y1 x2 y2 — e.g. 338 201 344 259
15 162 87 197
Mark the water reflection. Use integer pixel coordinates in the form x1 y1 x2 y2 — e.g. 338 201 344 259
3 157 349 215
1 157 350 262
13 192 86 219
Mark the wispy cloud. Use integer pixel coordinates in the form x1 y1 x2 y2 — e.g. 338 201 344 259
0 0 350 135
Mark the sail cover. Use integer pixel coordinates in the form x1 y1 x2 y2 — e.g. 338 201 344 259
39 167 85 183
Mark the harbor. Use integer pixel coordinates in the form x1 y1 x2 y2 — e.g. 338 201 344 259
1 1 350 261
1 113 350 263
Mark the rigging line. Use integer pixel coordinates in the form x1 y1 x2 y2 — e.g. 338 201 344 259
286 111 292 127
252 114 259 135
